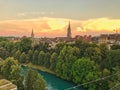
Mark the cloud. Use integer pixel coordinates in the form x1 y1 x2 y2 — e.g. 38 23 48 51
0 17 120 37
17 11 54 17
17 13 26 17
82 18 120 31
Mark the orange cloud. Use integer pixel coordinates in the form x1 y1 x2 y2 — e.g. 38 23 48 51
0 17 120 37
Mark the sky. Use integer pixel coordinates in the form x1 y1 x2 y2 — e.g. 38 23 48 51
0 0 120 37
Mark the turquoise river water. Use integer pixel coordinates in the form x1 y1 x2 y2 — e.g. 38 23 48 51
22 66 85 90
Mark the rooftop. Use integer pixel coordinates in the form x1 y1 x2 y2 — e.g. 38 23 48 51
0 79 17 90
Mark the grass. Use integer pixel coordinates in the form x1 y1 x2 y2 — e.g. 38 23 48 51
24 63 55 75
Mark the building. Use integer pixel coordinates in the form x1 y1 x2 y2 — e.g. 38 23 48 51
67 21 72 38
75 35 92 42
31 29 40 47
31 29 34 42
98 34 120 44
108 34 120 44
98 34 109 44
0 79 17 90
7 37 20 42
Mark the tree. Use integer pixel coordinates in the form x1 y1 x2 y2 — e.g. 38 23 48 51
19 52 26 63
0 37 8 42
20 38 32 53
72 46 80 58
56 46 77 80
33 74 47 90
25 69 47 90
99 44 109 69
11 65 24 90
1 57 18 79
32 50 39 64
1 57 24 90
72 58 101 90
105 49 120 70
14 42 21 51
14 50 21 60
108 67 120 89
0 47 9 59
75 40 89 57
111 44 120 50
0 58 3 74
55 42 66 54
44 52 51 68
50 52 58 71
34 42 49 52
27 50 33 62
84 47 101 64
38 51 45 65
5 42 14 53
11 48 17 57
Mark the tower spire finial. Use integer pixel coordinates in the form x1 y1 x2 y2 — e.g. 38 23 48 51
31 28 34 38
67 21 72 38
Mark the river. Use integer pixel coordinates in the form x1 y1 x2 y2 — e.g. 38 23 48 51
22 66 85 90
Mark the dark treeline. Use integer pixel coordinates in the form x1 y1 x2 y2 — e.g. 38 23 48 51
0 37 120 90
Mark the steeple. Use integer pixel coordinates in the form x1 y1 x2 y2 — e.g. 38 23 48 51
67 21 72 38
31 29 34 38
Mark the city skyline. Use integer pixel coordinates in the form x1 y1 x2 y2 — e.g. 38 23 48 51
0 0 120 37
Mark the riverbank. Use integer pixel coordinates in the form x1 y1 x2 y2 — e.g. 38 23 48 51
23 63 55 75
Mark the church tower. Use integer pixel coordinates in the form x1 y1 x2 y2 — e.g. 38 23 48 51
67 21 72 38
31 29 35 47
31 29 34 39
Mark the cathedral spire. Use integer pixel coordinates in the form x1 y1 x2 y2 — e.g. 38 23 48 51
67 21 72 38
31 29 34 38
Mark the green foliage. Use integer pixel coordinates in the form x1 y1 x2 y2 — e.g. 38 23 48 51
25 69 47 90
4 42 14 52
105 49 120 70
103 68 110 76
56 46 77 80
84 47 102 64
0 37 8 42
32 50 39 64
107 67 120 89
14 50 21 60
55 42 66 54
0 37 120 90
27 50 33 62
99 44 109 69
75 40 89 57
20 38 32 53
50 52 58 71
1 57 18 79
1 57 24 90
38 51 45 65
34 42 49 52
72 58 100 83
44 52 50 68
37 51 51 68
14 42 21 50
111 44 120 50
20 52 26 63
72 46 80 58
0 47 9 59
33 74 47 90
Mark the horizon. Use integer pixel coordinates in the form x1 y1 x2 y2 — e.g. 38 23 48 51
0 0 120 37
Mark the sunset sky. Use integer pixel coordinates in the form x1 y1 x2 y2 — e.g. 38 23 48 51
0 0 120 37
